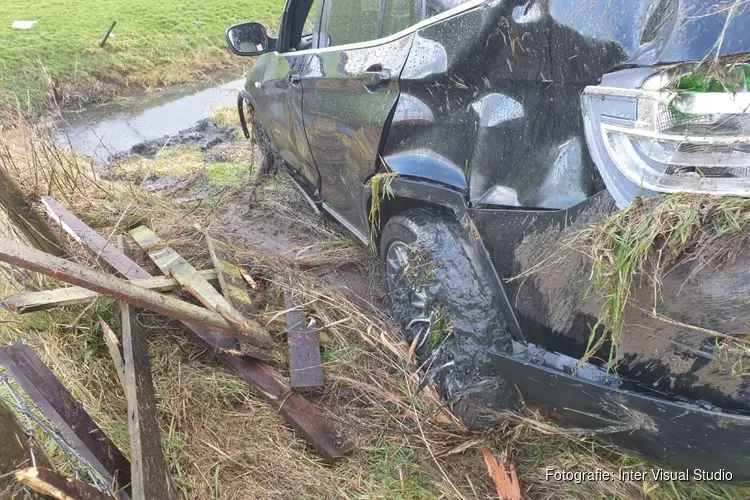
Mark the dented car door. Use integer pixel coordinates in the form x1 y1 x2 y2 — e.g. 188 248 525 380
300 0 415 240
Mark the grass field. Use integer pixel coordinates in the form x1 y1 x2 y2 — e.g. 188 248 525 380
0 0 284 114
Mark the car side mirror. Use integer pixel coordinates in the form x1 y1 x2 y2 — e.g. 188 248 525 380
226 22 275 56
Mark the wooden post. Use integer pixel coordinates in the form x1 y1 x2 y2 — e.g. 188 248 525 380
0 167 65 256
118 236 174 499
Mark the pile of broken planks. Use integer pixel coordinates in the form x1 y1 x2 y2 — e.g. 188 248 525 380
0 196 352 499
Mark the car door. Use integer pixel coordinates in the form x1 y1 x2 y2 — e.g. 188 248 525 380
299 0 418 241
257 0 324 188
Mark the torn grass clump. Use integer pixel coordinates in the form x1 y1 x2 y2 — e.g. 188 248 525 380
368 172 398 245
576 194 750 369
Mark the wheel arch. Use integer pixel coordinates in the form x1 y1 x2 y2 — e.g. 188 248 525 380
362 175 526 343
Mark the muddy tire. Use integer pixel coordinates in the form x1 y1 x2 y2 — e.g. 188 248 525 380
380 208 517 426
248 105 279 180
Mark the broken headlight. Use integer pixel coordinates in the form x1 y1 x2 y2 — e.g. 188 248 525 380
582 63 750 208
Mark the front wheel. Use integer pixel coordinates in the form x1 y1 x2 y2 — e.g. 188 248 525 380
380 208 517 426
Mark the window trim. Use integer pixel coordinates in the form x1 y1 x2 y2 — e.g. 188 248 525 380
277 0 487 55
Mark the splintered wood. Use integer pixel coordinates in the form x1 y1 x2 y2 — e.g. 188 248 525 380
127 227 351 461
15 467 114 500
205 234 272 360
284 288 325 392
130 225 273 349
0 238 252 340
2 270 219 314
482 448 521 500
0 344 131 496
0 200 353 467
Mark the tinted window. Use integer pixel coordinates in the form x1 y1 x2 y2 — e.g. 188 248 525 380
425 0 471 17
327 0 381 46
303 0 322 36
382 0 419 36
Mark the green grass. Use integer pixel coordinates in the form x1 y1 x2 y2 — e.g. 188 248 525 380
577 194 750 370
0 0 284 114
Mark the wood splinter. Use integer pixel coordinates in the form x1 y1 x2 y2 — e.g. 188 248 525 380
130 226 273 350
15 467 115 500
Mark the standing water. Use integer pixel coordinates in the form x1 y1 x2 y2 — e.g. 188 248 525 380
58 72 246 162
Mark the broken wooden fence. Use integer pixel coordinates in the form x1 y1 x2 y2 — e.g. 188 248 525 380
36 197 353 462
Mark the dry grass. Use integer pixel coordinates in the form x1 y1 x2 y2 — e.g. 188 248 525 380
0 119 744 499
574 194 750 369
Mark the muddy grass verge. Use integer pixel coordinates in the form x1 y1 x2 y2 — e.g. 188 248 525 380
0 118 743 499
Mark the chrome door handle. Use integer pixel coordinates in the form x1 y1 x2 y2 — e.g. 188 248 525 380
289 74 301 85
358 70 391 87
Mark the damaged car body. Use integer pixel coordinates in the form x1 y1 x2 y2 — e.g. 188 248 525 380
227 0 750 479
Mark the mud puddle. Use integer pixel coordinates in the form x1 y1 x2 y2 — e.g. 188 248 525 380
57 70 246 162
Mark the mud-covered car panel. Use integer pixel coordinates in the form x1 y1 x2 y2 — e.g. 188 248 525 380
491 348 750 481
471 189 750 413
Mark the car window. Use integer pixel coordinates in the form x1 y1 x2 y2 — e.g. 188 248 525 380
303 0 323 36
381 0 419 37
425 0 472 18
326 0 381 47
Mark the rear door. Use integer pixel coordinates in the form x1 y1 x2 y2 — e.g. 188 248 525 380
299 0 418 241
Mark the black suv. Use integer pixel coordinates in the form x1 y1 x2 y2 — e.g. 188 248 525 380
226 0 750 479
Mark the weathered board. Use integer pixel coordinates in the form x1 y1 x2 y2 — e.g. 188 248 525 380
53 219 352 462
0 344 131 496
130 226 273 349
284 289 324 392
0 168 66 256
15 467 114 500
41 196 151 279
100 319 126 390
0 238 252 340
121 302 174 499
2 269 219 314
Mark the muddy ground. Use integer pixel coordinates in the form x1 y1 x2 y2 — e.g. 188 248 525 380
119 119 388 312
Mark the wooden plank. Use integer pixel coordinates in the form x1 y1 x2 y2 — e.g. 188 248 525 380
0 237 257 342
206 234 256 315
130 226 273 349
41 196 152 279
0 166 66 256
2 269 219 314
100 319 126 390
0 344 131 496
284 288 324 392
15 467 114 500
57 221 352 462
121 302 174 499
